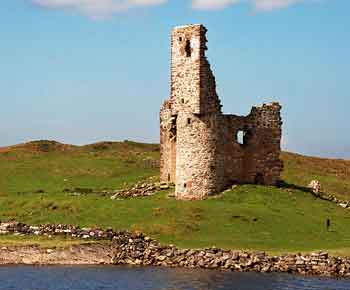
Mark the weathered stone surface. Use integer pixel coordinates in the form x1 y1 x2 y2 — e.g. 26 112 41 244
160 24 283 200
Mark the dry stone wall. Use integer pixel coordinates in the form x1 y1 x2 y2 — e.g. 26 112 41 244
160 24 283 199
1 222 349 277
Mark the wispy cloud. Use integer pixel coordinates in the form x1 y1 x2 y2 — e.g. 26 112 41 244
192 0 240 10
192 0 317 11
32 0 168 19
31 0 322 19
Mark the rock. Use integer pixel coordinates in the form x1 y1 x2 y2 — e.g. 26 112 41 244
157 255 167 261
110 182 165 199
306 181 350 210
308 180 321 194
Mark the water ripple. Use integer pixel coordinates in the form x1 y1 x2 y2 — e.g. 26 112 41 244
0 266 349 290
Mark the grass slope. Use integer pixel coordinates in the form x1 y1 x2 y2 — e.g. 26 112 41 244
282 152 350 200
0 140 349 254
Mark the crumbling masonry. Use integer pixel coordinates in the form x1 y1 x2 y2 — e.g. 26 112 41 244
160 24 283 200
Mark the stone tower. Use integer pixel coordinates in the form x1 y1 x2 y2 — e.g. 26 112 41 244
160 24 283 200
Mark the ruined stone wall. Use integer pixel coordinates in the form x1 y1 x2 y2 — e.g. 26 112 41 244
160 25 205 185
170 25 202 115
160 25 225 198
218 115 246 186
160 24 283 199
219 103 283 186
175 113 223 199
160 100 177 183
243 103 283 185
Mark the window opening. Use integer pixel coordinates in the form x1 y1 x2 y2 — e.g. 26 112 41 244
185 40 191 57
236 129 252 145
237 130 244 145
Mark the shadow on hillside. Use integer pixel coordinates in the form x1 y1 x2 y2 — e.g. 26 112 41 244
277 181 312 194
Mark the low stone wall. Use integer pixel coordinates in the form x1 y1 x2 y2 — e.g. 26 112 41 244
110 182 170 199
308 180 350 209
61 182 171 199
0 221 117 240
0 222 349 277
111 232 350 278
312 191 350 209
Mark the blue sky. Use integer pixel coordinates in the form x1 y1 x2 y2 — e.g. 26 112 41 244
0 0 349 158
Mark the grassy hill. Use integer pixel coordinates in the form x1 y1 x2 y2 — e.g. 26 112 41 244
0 140 349 255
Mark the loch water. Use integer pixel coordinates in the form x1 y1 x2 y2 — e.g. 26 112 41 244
0 266 349 290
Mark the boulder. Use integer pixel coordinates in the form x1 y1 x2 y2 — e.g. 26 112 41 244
308 180 321 194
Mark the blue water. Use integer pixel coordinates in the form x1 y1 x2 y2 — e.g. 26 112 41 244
0 266 349 290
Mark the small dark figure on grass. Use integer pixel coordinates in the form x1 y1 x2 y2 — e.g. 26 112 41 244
326 219 331 231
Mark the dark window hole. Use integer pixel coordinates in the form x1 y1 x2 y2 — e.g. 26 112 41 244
185 40 191 57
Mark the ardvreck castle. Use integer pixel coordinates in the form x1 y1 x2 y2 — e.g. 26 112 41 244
160 24 283 200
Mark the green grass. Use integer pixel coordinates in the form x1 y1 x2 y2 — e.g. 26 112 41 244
282 152 350 200
0 140 159 194
0 235 102 248
0 140 349 254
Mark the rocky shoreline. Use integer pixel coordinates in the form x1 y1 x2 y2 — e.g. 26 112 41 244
0 244 112 265
0 221 349 278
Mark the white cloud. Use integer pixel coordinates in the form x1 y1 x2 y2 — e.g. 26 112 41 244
192 0 317 11
192 0 241 10
32 0 168 19
253 0 305 11
31 0 322 19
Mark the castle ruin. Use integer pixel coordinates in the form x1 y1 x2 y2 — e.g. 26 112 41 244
160 24 283 200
